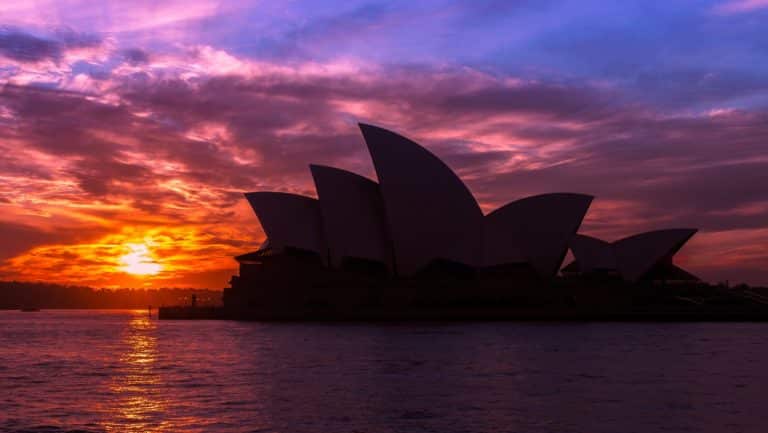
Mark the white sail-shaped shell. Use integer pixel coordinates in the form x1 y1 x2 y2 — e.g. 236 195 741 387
244 192 326 255
310 164 393 270
359 123 483 274
485 193 593 277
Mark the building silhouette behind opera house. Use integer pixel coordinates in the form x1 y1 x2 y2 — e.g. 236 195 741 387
223 124 701 316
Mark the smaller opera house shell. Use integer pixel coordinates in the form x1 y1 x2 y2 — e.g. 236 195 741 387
231 123 698 301
563 229 699 282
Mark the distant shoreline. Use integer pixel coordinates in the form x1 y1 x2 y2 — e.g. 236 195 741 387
0 281 221 310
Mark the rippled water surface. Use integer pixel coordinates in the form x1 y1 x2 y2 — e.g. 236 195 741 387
1 310 768 432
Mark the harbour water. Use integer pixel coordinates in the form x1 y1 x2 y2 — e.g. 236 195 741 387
1 309 767 432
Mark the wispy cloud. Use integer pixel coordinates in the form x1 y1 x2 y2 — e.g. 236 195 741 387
1 43 767 286
712 0 768 14
0 1 767 286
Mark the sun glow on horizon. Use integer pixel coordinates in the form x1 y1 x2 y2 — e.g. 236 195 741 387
120 243 163 276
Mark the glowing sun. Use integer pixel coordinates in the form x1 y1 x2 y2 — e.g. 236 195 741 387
119 243 162 276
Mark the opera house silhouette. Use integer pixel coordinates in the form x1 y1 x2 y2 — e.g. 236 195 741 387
219 123 702 317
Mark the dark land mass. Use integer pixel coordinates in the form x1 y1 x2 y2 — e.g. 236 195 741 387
4 278 768 321
0 281 220 310
161 265 768 322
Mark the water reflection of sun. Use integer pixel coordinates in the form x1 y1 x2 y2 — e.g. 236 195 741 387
119 243 162 276
106 312 170 433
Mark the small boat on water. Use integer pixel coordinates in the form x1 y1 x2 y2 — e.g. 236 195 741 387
20 307 41 312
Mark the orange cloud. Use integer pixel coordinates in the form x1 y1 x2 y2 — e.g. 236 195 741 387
2 224 259 288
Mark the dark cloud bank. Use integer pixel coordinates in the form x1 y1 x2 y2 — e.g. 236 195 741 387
1 58 767 284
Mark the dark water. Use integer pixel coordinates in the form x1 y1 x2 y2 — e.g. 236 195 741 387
1 310 767 433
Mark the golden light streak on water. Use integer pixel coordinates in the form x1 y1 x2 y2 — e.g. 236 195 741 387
106 311 171 433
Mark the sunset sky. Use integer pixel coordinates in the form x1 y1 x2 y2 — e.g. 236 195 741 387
1 0 767 288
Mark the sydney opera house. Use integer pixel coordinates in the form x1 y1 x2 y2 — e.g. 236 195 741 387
223 124 700 314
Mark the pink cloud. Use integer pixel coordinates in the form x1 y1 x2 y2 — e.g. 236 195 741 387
1 41 768 286
0 0 230 33
713 0 768 14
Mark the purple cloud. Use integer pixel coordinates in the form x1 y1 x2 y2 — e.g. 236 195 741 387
0 1 766 286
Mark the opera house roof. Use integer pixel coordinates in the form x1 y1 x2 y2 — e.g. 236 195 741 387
244 123 697 282
566 229 698 282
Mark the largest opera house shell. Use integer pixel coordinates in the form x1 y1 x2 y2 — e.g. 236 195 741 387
244 123 596 279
